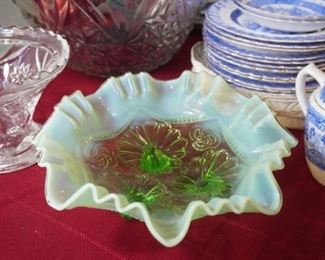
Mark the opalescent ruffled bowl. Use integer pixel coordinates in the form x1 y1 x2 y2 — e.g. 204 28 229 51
34 71 297 246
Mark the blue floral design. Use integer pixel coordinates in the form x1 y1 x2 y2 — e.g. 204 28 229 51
307 106 325 132
305 106 325 170
320 88 325 103
308 127 316 139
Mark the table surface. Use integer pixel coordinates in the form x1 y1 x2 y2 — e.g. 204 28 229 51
0 30 324 260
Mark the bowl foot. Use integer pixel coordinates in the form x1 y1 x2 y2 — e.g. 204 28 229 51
0 122 41 174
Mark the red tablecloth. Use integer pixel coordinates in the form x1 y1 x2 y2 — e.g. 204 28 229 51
0 30 324 260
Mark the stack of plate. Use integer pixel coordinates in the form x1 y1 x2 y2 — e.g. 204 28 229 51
201 0 325 129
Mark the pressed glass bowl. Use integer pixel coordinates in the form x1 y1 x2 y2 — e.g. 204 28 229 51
34 71 297 246
0 26 69 174
13 0 203 77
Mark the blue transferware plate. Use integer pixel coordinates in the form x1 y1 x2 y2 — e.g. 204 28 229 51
203 29 325 63
204 44 325 80
234 0 325 32
204 44 325 72
204 22 325 51
206 58 318 92
235 0 325 21
205 49 316 81
205 0 325 43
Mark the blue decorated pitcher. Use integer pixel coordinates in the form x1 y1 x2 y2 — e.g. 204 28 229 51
296 63 325 186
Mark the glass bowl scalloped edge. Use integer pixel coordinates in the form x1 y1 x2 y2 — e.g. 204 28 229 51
33 71 297 247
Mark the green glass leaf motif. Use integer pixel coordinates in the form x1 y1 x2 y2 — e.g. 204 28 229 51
140 142 178 174
176 150 235 199
125 185 164 209
117 122 187 174
179 173 231 199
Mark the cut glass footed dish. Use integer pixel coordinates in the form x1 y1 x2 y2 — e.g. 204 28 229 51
34 71 297 247
0 26 69 173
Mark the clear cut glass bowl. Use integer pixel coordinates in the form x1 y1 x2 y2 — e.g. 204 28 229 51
34 71 297 247
0 26 69 174
13 0 203 77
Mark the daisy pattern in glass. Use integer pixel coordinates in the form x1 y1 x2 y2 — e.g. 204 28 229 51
117 122 188 175
175 149 239 201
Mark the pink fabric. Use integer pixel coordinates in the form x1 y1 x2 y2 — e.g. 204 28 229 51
0 30 324 259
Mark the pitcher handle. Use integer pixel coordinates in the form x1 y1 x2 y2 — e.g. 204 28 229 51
295 63 325 116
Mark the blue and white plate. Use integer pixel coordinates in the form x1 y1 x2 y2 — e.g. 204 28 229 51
206 59 318 93
205 51 317 85
204 22 325 52
204 44 325 72
234 0 325 32
206 54 299 83
235 0 325 21
203 30 325 63
205 47 325 79
205 0 325 43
